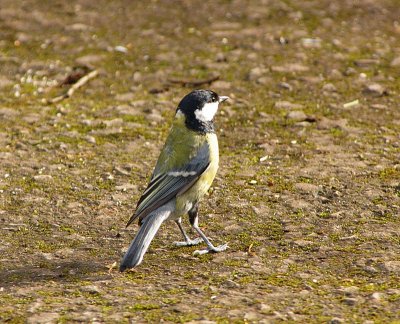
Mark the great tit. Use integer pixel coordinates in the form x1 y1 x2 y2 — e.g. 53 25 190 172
120 89 229 271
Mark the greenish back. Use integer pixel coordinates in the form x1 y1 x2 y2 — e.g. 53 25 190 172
152 114 207 178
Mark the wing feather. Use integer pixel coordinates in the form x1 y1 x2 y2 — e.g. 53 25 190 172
126 142 210 227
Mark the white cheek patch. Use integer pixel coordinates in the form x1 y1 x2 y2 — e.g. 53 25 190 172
194 102 219 122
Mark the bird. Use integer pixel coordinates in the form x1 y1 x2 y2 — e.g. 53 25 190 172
119 89 229 271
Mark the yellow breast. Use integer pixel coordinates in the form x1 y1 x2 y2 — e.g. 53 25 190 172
175 133 219 214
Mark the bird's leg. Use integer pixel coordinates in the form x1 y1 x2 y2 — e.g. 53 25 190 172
189 204 228 256
174 217 203 247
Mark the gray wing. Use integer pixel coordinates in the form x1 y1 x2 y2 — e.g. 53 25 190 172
126 143 210 227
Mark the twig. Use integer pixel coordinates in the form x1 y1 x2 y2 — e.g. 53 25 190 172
167 73 220 87
46 70 99 104
108 261 117 274
247 243 256 256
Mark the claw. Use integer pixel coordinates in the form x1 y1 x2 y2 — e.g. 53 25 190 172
174 237 204 247
193 243 228 256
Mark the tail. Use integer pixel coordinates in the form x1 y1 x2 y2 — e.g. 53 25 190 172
120 210 169 272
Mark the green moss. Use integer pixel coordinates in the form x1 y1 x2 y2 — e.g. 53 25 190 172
379 167 399 180
0 310 26 324
330 127 345 138
128 303 161 311
388 294 400 302
261 273 303 288
59 226 76 234
0 1 399 322
35 240 57 253
318 211 330 218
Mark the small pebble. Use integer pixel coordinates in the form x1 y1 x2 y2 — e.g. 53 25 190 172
363 83 387 97
33 175 53 183
322 83 337 92
286 110 307 122
342 297 357 306
390 56 400 67
80 285 101 294
278 82 293 91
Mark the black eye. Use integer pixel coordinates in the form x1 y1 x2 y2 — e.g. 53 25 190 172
211 96 217 103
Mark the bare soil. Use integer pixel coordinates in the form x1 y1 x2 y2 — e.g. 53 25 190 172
0 0 399 322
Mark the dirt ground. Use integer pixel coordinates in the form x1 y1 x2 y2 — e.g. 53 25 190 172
0 0 399 322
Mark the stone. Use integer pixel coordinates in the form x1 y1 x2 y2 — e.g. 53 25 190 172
295 121 313 127
248 67 267 80
258 143 275 155
66 23 92 31
215 52 226 62
132 71 142 82
0 108 19 118
363 83 387 97
322 83 337 92
256 76 272 85
80 285 101 294
330 318 344 324
286 110 307 122
390 56 400 67
277 82 293 91
274 101 303 109
370 292 384 301
90 127 122 135
22 113 41 124
371 104 388 110
115 183 137 192
222 279 240 288
317 117 348 130
75 54 105 67
354 59 379 67
54 248 74 259
0 152 12 159
115 92 135 102
259 303 272 314
0 76 12 88
271 63 309 73
341 286 360 296
301 38 321 48
342 297 357 306
294 239 314 247
113 166 131 176
212 80 231 90
145 110 163 123
381 261 400 274
288 199 310 209
84 135 96 144
27 312 59 324
102 118 124 128
244 312 259 321
344 67 356 75
114 45 128 53
33 175 53 183
294 183 320 195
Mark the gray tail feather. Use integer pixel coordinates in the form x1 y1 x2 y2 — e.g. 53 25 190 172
120 211 169 271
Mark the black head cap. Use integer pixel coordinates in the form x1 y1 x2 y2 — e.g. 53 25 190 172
177 89 227 134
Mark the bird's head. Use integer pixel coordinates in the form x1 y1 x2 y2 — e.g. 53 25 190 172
176 89 229 133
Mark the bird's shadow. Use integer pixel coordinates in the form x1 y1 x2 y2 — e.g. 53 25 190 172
0 259 110 289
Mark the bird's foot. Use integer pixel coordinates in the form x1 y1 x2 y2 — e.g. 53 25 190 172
193 243 228 256
174 237 204 247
